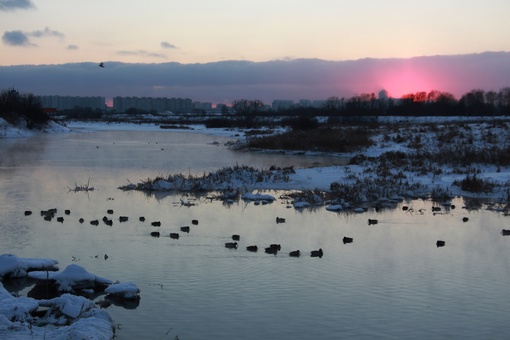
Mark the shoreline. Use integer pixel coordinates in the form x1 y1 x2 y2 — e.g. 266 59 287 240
3 117 510 205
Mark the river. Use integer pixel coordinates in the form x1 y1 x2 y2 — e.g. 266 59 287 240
1 126 509 339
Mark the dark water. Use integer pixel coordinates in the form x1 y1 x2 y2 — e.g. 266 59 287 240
1 128 510 339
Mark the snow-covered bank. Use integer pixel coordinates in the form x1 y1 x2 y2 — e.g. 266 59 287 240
118 117 510 207
0 254 140 339
0 117 70 138
5 117 510 205
65 120 244 138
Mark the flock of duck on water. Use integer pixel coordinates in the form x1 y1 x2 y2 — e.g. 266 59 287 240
29 209 327 258
26 205 510 258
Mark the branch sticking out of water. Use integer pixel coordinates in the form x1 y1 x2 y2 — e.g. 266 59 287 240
67 178 95 192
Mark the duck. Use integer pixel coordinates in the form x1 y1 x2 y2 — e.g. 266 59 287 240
246 245 258 252
289 250 300 257
269 244 281 251
343 237 353 244
265 247 278 255
311 248 323 258
436 240 446 247
232 234 240 241
276 217 286 224
368 219 378 225
170 233 180 239
225 242 238 249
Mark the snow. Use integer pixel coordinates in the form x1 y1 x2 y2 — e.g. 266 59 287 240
28 264 112 292
0 117 69 138
293 201 310 209
241 192 276 201
326 204 343 211
0 282 114 339
0 255 140 339
105 282 140 299
0 254 59 278
65 120 244 138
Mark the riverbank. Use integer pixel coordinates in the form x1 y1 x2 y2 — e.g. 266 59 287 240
4 117 510 205
111 118 510 206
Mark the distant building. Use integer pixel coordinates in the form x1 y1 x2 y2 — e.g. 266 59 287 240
312 100 327 108
272 100 295 111
378 89 389 100
298 99 313 107
193 101 213 111
112 96 193 114
38 95 106 111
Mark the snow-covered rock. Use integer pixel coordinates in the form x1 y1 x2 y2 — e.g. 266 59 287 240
326 204 343 211
0 254 58 278
242 192 276 202
293 201 310 209
28 264 112 292
105 282 140 300
0 282 114 339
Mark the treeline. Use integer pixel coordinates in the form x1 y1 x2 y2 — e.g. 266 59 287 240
0 88 50 128
232 88 510 117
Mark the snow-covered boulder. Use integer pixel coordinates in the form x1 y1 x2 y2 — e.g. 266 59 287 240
326 204 343 211
28 264 112 292
0 254 58 279
293 201 310 209
0 283 115 339
242 192 276 202
0 283 39 322
105 282 140 300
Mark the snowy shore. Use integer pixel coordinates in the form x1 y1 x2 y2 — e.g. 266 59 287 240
105 117 510 207
3 117 510 205
0 254 140 339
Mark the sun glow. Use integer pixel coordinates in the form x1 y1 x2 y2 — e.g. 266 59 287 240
378 63 436 98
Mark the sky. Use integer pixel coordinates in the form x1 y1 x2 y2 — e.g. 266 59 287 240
1 0 510 103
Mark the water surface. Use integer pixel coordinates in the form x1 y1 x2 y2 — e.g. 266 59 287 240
1 129 509 339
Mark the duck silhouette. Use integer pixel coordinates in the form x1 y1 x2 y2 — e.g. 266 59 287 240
289 250 300 257
311 248 323 258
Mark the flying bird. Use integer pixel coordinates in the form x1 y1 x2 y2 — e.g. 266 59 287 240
99 62 105 68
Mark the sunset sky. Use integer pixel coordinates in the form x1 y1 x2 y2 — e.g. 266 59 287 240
2 0 509 65
1 0 510 102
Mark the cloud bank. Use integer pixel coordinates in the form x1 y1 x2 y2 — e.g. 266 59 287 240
0 0 34 11
0 52 509 104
